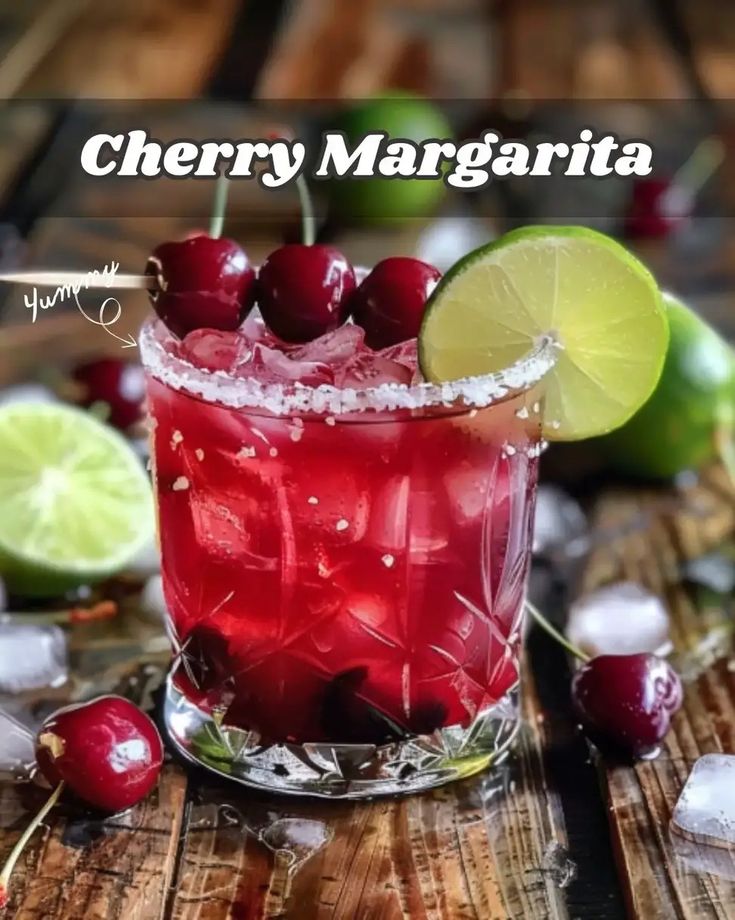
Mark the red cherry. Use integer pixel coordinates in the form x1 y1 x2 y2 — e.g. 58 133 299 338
257 244 356 343
146 236 256 338
72 358 145 430
571 653 682 759
623 177 688 240
350 257 442 349
35 695 164 812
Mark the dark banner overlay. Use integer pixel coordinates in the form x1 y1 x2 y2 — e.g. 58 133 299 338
0 99 731 223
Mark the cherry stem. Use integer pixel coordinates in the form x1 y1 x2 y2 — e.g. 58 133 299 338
0 782 65 908
209 175 230 239
668 135 725 200
295 173 316 246
525 600 590 662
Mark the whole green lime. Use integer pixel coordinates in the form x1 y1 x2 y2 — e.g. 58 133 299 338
598 293 735 479
326 94 452 224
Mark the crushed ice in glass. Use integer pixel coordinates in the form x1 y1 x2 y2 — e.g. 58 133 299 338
0 623 68 693
0 708 36 779
672 754 735 848
532 485 588 558
179 309 420 389
566 581 672 658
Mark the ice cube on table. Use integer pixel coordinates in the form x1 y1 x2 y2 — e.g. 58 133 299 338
0 708 36 779
533 485 588 557
683 551 735 594
0 624 68 693
672 754 735 848
0 383 57 407
566 581 672 658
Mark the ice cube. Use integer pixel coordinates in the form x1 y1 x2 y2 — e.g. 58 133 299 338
291 325 365 367
683 552 735 594
566 581 672 658
336 354 412 388
366 474 448 559
181 328 251 372
0 624 68 693
376 339 418 371
672 754 735 847
0 708 36 779
250 343 333 386
0 383 56 407
533 485 588 557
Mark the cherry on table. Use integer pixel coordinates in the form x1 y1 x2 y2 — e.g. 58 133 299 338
35 695 164 813
72 358 145 430
349 256 441 349
571 652 682 759
146 235 257 339
0 695 164 909
257 244 356 343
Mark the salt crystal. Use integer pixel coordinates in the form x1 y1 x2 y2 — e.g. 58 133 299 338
239 446 256 459
335 519 349 532
195 448 205 461
269 447 279 458
382 554 395 568
171 430 183 449
325 417 336 426
172 476 189 491
672 754 735 847
567 581 671 658
0 624 68 693
307 496 319 505
289 428 303 442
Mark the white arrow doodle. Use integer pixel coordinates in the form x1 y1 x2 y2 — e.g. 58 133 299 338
0 268 155 350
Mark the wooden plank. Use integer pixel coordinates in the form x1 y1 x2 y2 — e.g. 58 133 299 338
18 0 240 99
0 105 51 208
579 478 735 919
256 0 492 98
0 0 91 99
167 663 572 920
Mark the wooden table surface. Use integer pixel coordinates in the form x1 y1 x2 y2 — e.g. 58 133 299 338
0 3 734 918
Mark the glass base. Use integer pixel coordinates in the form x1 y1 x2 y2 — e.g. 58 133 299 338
163 674 521 799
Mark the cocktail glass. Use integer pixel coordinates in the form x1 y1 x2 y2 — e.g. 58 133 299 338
141 318 556 798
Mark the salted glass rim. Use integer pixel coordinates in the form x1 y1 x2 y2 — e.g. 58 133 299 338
139 318 558 418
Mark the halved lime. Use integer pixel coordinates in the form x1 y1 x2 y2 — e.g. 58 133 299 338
419 226 668 440
0 403 154 596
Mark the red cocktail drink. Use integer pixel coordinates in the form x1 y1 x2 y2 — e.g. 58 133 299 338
142 316 553 796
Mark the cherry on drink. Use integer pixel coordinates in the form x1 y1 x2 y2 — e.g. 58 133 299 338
350 256 442 348
257 243 356 343
145 236 257 339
